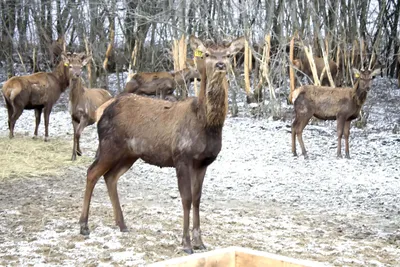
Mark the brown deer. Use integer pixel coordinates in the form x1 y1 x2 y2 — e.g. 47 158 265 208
124 61 200 100
293 55 338 86
2 55 70 141
63 52 113 161
78 35 245 254
291 68 381 159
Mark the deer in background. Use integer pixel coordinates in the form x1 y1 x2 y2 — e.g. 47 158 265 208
78 35 245 254
291 68 381 159
124 60 200 100
2 54 70 141
292 54 338 86
63 53 112 161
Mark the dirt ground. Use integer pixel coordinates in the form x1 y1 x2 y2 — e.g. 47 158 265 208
0 77 400 266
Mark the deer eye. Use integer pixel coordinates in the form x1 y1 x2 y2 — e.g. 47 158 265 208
204 52 210 58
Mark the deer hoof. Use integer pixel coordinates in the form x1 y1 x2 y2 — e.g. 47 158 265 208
292 152 298 157
337 154 343 159
182 248 194 254
193 244 206 250
44 137 50 142
345 154 351 159
303 154 309 160
120 227 129 233
32 136 38 140
80 225 90 236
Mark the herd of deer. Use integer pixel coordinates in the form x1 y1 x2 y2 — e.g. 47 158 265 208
1 35 383 253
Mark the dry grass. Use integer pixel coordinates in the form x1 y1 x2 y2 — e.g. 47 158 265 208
0 136 92 180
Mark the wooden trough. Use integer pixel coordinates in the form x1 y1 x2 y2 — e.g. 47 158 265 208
149 246 327 267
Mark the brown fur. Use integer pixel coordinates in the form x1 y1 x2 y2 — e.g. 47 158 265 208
2 58 70 141
124 62 200 100
291 68 381 159
293 55 338 86
78 35 245 254
49 36 65 67
64 53 112 161
95 98 115 122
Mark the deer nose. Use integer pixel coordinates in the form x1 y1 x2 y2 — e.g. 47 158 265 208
215 62 226 70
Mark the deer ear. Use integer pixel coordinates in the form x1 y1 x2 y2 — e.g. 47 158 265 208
82 56 92 66
189 36 207 54
371 68 382 77
227 36 245 55
185 59 195 68
352 68 360 78
61 53 69 65
292 59 301 68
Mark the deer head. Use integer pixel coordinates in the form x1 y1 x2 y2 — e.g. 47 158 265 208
184 59 201 79
62 52 92 80
353 68 382 91
189 36 245 79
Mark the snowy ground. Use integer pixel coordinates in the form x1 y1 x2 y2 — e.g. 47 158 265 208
0 76 399 266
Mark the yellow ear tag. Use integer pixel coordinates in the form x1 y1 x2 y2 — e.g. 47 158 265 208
194 49 203 57
354 73 360 78
64 63 69 67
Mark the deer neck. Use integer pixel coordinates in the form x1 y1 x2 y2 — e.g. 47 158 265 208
203 71 228 130
69 78 85 102
352 79 368 106
53 62 70 91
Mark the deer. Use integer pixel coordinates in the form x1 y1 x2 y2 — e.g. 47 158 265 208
78 35 245 254
2 54 70 141
291 68 381 159
124 60 200 100
62 52 113 161
293 55 338 86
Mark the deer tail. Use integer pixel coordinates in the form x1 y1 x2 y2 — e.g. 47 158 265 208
291 87 304 104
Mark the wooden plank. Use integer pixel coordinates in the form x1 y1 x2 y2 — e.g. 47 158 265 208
233 247 326 267
149 248 235 267
150 246 326 267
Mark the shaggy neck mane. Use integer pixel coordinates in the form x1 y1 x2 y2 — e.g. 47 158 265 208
198 69 228 130
53 61 70 89
352 78 368 106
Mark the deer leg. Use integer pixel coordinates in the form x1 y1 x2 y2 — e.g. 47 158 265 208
176 161 193 254
71 120 79 161
5 99 13 133
297 116 311 159
79 155 115 236
43 105 52 142
344 120 351 159
33 108 43 139
192 166 207 250
336 117 345 158
291 118 298 157
74 117 88 160
76 119 88 157
160 89 166 100
9 104 23 139
103 157 137 232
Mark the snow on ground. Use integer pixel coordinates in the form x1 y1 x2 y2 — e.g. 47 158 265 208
0 76 399 266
